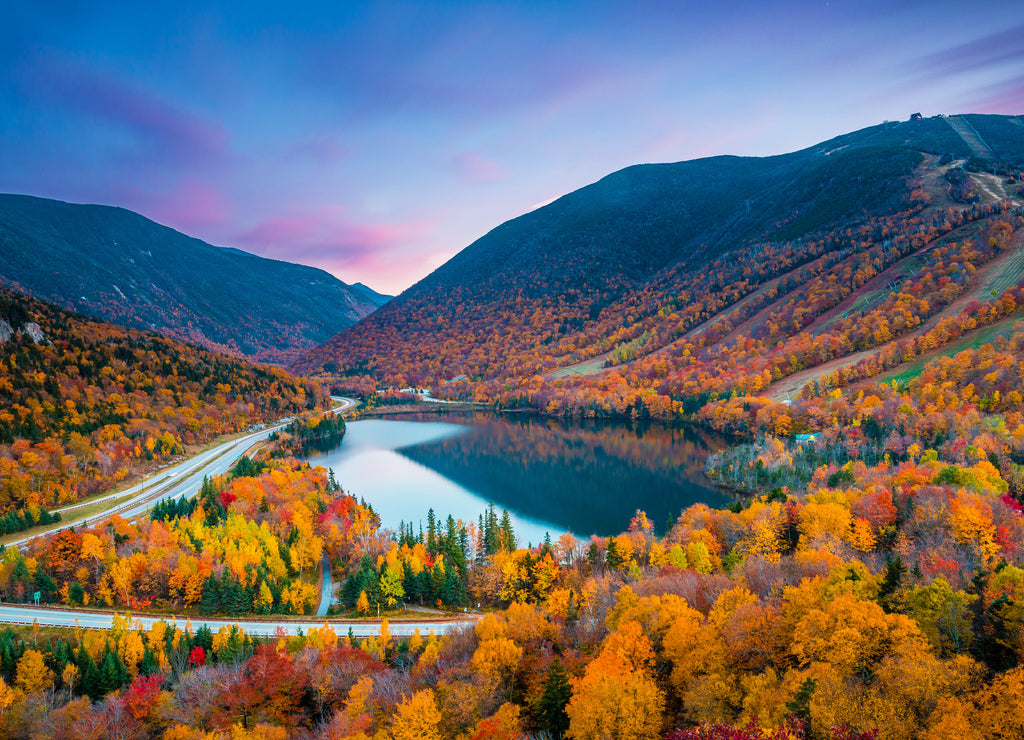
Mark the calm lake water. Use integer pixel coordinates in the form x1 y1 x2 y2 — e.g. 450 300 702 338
300 412 731 545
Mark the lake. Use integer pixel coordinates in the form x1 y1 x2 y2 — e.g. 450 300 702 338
300 411 731 545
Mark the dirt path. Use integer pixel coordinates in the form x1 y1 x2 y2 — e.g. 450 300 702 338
917 155 964 214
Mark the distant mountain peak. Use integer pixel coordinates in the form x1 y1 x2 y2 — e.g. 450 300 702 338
0 194 391 364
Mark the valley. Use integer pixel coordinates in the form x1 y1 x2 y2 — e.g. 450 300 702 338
3 114 1024 739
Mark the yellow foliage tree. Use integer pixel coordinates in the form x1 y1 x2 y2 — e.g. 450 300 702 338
15 649 53 694
391 689 443 740
565 647 665 740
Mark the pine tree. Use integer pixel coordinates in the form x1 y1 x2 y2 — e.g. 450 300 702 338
199 573 221 615
484 503 500 555
500 509 516 551
786 677 817 731
444 516 467 576
77 648 101 700
139 644 159 676
441 567 467 607
877 556 906 612
426 509 438 556
99 646 128 695
536 659 571 737
430 560 446 603
476 515 487 565
605 537 623 570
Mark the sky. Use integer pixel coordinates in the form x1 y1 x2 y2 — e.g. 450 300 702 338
3 1 1024 296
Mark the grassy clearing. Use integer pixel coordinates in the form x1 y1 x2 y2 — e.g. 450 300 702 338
549 353 610 379
880 317 1021 386
0 490 141 547
984 245 1024 296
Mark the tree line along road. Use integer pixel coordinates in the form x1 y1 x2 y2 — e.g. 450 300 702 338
0 396 477 636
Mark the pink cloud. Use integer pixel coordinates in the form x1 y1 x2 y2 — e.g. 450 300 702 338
453 151 506 182
235 206 440 294
152 181 233 232
966 76 1024 114
320 248 457 297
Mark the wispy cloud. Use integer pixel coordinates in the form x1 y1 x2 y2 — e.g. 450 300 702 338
914 23 1024 80
965 75 1024 114
235 205 439 292
25 54 230 168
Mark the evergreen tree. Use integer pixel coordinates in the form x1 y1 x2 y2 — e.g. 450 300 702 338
877 556 906 612
76 648 100 700
98 646 128 695
499 509 516 551
444 516 467 576
535 659 572 737
0 630 21 681
586 542 600 574
476 514 487 565
199 475 223 526
139 644 159 676
199 573 221 615
484 503 500 555
192 625 214 654
430 560 447 603
33 566 57 602
786 677 817 732
441 566 467 606
605 537 623 570
426 508 438 556
415 569 433 604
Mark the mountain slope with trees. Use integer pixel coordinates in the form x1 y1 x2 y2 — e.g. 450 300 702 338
0 288 327 515
295 115 1024 413
0 195 389 365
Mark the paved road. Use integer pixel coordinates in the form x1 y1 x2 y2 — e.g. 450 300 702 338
0 605 472 637
316 553 334 617
11 397 357 547
0 396 473 636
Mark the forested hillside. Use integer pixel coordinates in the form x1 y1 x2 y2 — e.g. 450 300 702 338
0 288 327 515
4 350 1024 737
0 195 389 365
297 114 1024 417
2 115 1024 740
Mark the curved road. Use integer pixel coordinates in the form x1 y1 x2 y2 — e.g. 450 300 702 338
10 397 357 547
0 396 478 635
316 554 334 617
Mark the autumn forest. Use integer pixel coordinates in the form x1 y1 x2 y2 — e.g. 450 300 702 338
2 114 1024 739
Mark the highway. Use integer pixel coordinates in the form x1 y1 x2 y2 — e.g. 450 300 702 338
10 396 357 547
0 396 480 636
0 605 473 637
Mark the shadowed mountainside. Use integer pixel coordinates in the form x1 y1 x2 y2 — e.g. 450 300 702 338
0 195 389 365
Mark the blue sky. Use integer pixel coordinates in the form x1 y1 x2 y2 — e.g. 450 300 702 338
3 1 1023 294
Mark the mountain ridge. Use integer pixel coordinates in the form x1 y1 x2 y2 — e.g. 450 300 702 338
0 194 390 365
294 114 1024 412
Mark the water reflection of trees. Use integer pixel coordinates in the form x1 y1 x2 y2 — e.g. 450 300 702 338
397 413 731 537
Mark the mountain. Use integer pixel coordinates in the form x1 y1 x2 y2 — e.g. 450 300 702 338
294 114 1024 414
0 286 325 511
0 195 390 365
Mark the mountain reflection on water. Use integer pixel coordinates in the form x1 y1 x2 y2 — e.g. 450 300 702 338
301 412 731 543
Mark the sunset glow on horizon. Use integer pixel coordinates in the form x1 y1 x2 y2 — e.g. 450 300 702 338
3 1 1023 295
